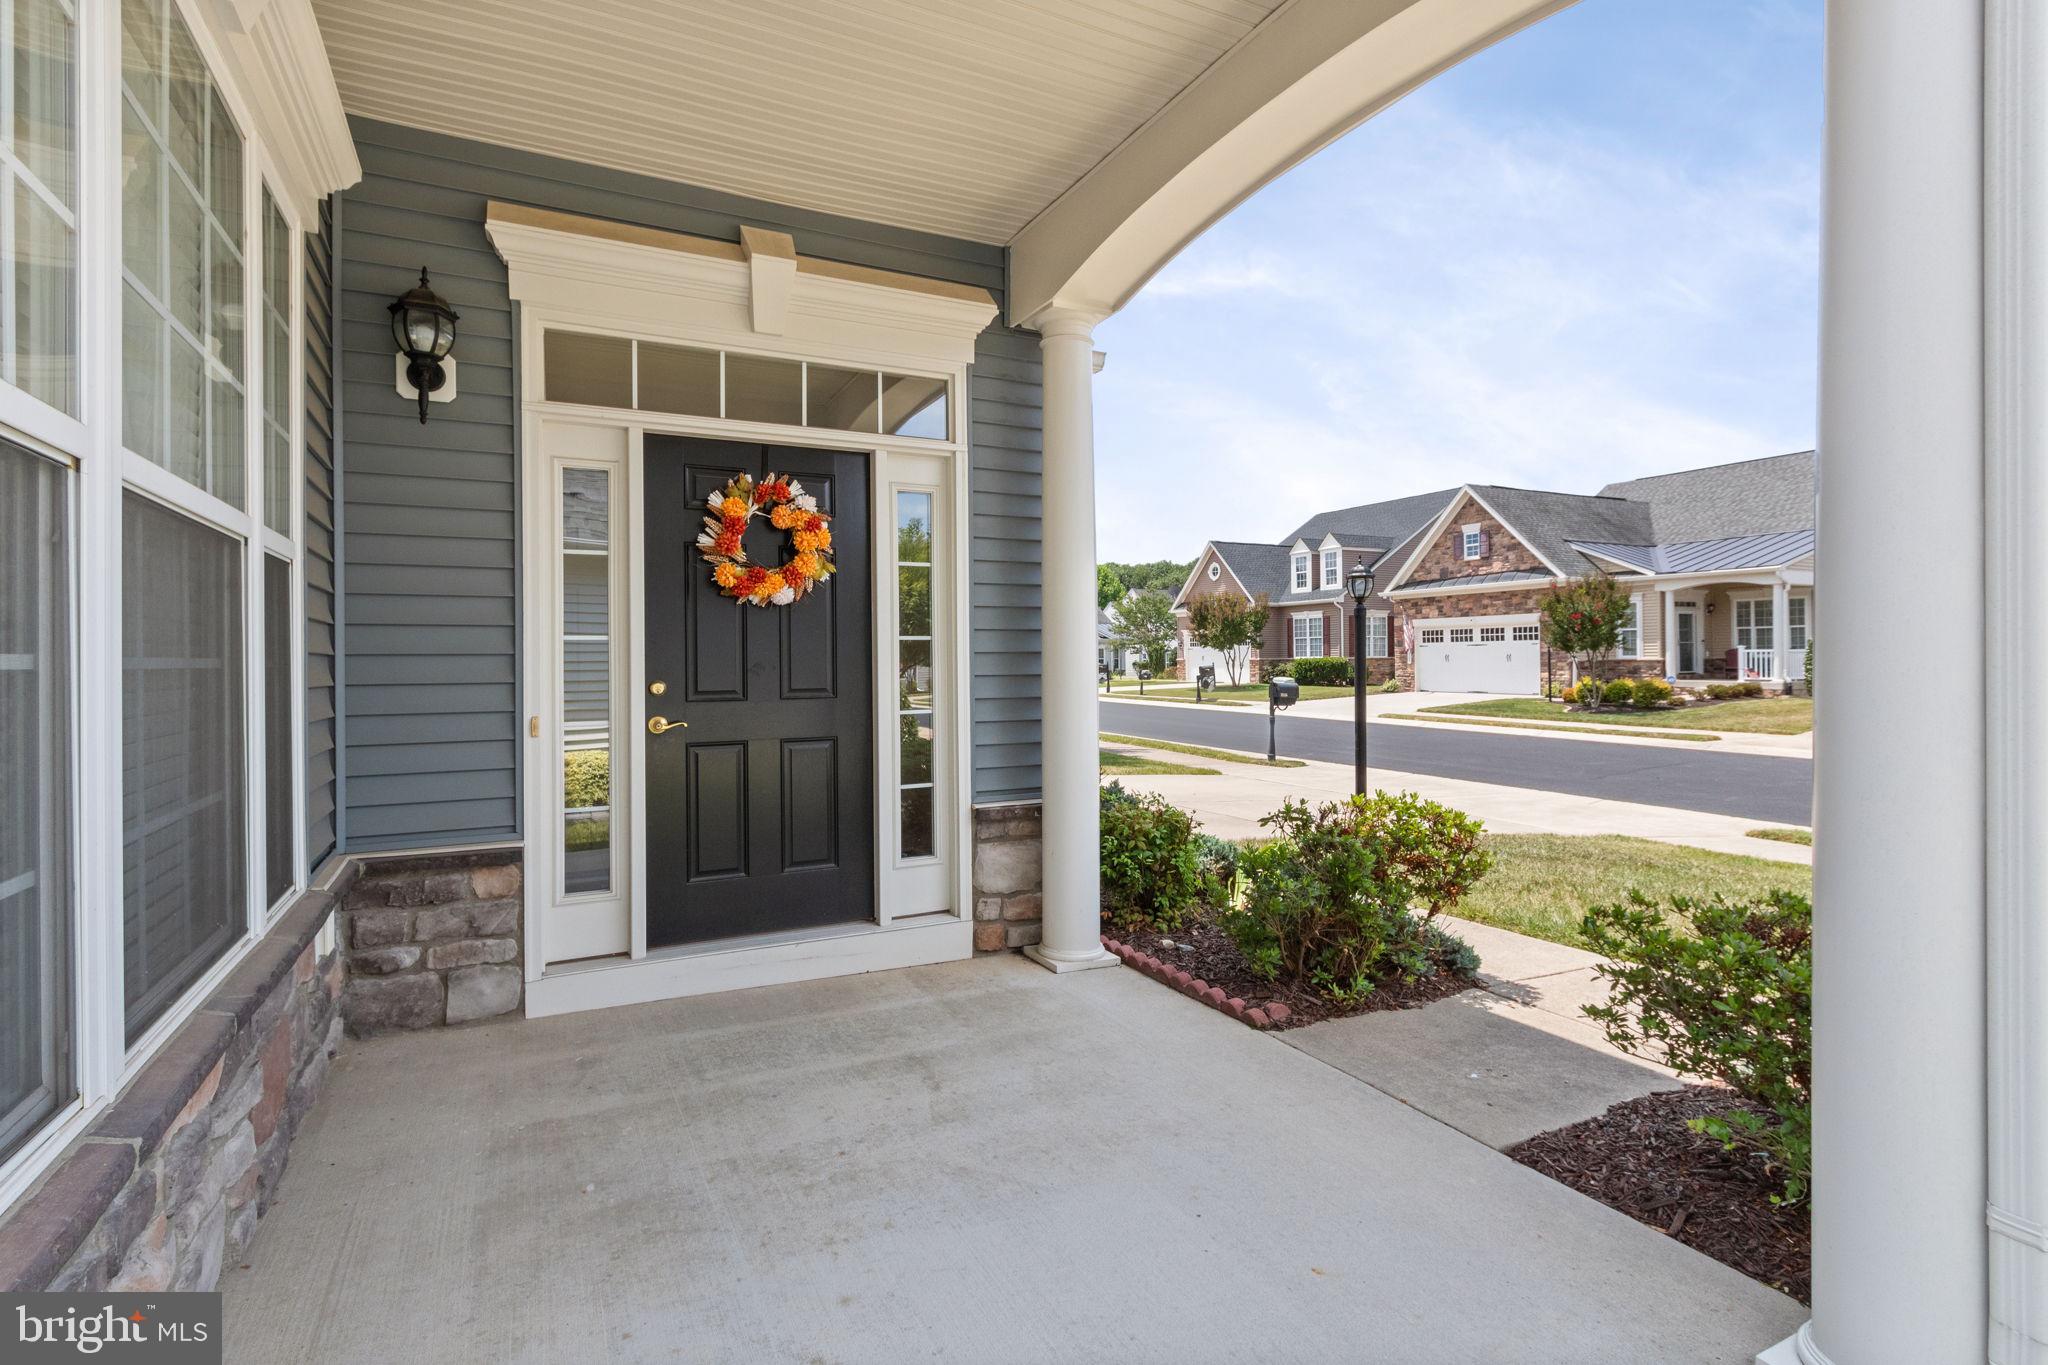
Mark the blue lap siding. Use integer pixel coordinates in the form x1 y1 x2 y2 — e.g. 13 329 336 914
332 119 1045 851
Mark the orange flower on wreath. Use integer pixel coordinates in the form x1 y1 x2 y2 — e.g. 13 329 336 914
769 503 803 530
713 563 742 590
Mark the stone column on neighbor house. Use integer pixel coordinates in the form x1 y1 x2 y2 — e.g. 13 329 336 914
1754 0 1989 1361
1026 306 1116 974
1771 578 1791 685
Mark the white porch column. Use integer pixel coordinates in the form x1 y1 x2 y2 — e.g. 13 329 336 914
1759 1 1987 1361
1661 589 1678 679
1770 578 1791 684
1025 307 1117 973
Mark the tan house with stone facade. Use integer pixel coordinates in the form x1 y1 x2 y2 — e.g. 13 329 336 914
1175 452 1816 695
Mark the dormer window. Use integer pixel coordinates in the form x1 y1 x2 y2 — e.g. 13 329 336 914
1320 548 1339 589
1460 524 1484 561
1292 553 1309 590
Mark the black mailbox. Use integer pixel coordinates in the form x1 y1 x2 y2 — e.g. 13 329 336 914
1268 676 1300 710
1197 665 1216 688
1137 668 1153 681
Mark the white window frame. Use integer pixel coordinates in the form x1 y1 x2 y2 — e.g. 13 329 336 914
1734 595 1776 650
1617 595 1642 658
1788 594 1810 651
1460 523 1482 560
1320 547 1339 589
1291 612 1324 658
1366 611 1389 658
1292 552 1309 590
0 0 314 1214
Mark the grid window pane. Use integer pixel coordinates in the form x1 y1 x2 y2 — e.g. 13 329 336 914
0 441 72 1161
882 374 946 439
263 555 291 906
635 341 718 417
122 0 244 505
123 492 244 1044
259 192 290 534
543 330 630 408
804 364 877 431
2 0 75 415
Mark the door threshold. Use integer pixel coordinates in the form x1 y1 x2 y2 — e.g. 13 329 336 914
525 914 972 1018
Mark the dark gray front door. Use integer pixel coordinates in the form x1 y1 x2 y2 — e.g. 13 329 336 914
642 436 872 947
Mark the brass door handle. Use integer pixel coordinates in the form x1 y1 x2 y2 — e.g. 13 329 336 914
647 716 686 735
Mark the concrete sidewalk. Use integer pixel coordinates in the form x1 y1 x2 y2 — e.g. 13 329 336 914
222 954 1800 1363
1283 915 1680 1150
1100 742 1813 864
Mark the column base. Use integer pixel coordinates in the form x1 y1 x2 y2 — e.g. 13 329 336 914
1755 1323 1830 1365
1022 943 1120 974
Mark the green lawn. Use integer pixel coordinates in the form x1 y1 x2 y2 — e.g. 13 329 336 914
1101 679 1248 705
1386 712 1718 742
1747 827 1814 846
1452 834 1812 951
1100 748 1217 777
1099 733 1304 768
1189 681 1360 703
1421 695 1813 735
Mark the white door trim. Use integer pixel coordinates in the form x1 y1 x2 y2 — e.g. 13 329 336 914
513 308 975 1009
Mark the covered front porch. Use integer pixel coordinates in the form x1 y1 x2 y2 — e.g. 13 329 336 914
220 953 1800 1363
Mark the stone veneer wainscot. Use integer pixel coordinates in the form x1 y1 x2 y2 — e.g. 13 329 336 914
341 851 525 1033
971 801 1043 952
0 881 351 1293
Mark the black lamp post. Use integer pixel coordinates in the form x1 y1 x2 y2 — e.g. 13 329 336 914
389 268 460 423
1347 562 1375 795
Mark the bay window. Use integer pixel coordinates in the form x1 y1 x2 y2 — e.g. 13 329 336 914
1 441 72 1162
0 0 318 1202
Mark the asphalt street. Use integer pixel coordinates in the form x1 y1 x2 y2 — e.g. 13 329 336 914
1100 700 1814 826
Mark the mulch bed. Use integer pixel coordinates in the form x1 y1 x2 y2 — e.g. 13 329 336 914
1112 914 1476 1030
1507 1084 1810 1303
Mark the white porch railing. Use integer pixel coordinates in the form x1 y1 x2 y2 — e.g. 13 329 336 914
1737 647 1777 680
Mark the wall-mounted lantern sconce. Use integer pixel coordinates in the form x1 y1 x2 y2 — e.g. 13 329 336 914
389 268 459 423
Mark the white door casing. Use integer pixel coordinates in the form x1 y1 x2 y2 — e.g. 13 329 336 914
494 206 995 1007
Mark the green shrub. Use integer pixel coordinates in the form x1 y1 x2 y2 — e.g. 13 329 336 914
563 750 610 808
1373 677 1403 694
1601 679 1636 706
1581 891 1812 1203
1287 656 1353 686
1260 660 1292 682
1631 677 1674 708
1223 793 1489 1001
1740 681 1765 698
1805 639 1815 697
1704 682 1736 700
1099 782 1221 934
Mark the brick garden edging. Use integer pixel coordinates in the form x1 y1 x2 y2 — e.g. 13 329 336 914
1100 936 1293 1030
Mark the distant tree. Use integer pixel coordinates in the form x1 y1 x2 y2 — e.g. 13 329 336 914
1110 589 1179 676
1097 564 1126 610
1540 576 1633 706
1186 592 1269 686
898 513 931 635
1100 558 1194 595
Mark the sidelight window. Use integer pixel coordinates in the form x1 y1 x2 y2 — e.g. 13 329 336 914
5 0 76 416
896 491 936 860
561 466 614 895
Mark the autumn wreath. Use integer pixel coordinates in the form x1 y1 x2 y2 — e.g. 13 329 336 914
695 471 836 606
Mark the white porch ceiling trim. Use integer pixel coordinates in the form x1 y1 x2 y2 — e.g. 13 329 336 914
199 0 360 216
1008 0 1571 325
483 203 998 369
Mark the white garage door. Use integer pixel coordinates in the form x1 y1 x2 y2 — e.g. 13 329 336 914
1414 615 1543 694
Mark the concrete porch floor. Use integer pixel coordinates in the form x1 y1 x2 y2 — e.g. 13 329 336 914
222 955 1802 1364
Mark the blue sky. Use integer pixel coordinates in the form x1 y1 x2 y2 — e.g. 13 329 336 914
1092 0 1824 562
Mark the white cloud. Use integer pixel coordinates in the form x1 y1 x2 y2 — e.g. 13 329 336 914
1093 48 1819 562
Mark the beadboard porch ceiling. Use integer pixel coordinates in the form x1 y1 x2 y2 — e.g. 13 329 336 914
309 0 1286 244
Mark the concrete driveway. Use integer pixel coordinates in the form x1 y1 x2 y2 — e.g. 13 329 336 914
223 955 1801 1364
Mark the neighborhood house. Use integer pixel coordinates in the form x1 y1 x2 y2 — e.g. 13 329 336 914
1173 452 1816 694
